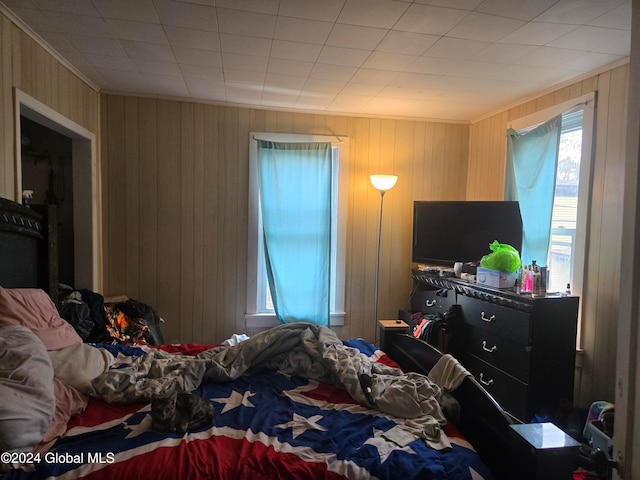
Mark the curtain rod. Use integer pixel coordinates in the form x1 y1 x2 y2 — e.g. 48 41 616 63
252 134 344 144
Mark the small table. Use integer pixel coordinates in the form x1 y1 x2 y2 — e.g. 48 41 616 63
509 422 581 480
378 319 410 351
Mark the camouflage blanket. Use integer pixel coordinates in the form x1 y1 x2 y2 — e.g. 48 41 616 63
90 322 452 448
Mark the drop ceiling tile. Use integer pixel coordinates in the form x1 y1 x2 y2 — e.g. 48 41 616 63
224 69 266 85
105 19 169 44
267 58 314 77
223 53 269 73
41 32 78 52
549 25 630 51
295 91 336 110
134 59 182 76
31 0 100 17
219 33 272 57
309 63 358 82
447 12 525 41
361 51 417 71
337 0 410 29
140 73 189 96
594 32 631 55
274 17 333 44
264 73 307 90
56 49 92 67
516 46 586 68
85 54 138 71
424 37 489 60
589 2 632 29
179 64 224 81
121 41 175 61
473 43 538 63
173 46 223 67
217 8 276 38
414 0 482 9
278 0 345 22
535 0 628 25
303 77 346 94
97 69 148 91
154 0 217 31
349 68 398 85
226 83 263 104
42 11 110 36
328 93 371 112
215 0 279 15
389 71 442 89
164 26 220 50
326 24 387 51
341 81 385 96
395 4 469 36
406 56 460 75
261 91 303 108
64 34 127 56
270 40 323 62
474 0 559 21
317 46 370 68
184 77 226 99
376 31 439 55
499 21 578 45
91 0 160 23
561 51 626 71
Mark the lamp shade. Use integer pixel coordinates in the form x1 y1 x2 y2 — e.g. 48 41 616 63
370 174 398 191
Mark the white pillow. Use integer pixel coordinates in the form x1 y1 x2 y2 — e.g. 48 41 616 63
0 325 55 452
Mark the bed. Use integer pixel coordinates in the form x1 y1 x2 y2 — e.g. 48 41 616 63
0 197 528 480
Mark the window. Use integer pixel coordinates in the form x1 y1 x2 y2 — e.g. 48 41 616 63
246 133 348 328
508 92 595 300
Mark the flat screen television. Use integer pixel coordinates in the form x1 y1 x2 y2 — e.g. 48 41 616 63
412 201 523 266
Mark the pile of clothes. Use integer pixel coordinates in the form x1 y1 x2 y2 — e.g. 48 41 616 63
57 286 164 346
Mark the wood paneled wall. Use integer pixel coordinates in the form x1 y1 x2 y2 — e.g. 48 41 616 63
0 12 99 200
468 64 630 407
100 95 470 344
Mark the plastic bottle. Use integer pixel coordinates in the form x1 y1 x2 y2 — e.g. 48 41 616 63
565 283 571 296
531 260 541 297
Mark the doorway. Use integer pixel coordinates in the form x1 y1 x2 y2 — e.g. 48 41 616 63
14 88 99 292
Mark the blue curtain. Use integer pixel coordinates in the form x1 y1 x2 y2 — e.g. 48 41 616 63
257 140 332 326
505 115 561 265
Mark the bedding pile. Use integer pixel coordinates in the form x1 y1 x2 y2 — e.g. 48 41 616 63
91 322 453 448
0 286 492 480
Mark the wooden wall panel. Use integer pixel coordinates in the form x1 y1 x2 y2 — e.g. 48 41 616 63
467 64 630 408
0 11 99 202
100 95 470 344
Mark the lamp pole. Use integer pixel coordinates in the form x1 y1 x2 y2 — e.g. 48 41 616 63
370 174 398 346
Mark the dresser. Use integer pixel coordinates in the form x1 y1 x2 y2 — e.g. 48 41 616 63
409 269 579 423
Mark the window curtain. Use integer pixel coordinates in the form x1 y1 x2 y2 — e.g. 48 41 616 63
505 115 562 265
257 140 332 326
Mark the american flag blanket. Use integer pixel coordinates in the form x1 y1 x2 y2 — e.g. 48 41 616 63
1 337 494 480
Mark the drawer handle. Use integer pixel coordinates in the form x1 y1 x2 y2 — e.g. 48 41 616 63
425 299 436 307
479 373 494 386
481 312 495 322
482 341 497 353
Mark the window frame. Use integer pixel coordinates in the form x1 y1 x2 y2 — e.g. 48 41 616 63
245 132 349 328
508 92 595 346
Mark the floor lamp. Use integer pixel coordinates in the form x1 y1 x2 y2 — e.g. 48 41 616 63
370 174 398 346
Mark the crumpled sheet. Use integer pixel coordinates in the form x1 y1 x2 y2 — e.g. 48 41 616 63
90 322 457 449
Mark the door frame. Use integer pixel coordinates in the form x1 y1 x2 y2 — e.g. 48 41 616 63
13 88 99 292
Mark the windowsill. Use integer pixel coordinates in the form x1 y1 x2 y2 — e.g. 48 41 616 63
245 312 346 328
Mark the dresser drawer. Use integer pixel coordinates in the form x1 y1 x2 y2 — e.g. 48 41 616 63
411 288 454 314
465 354 529 421
459 295 531 344
465 325 531 381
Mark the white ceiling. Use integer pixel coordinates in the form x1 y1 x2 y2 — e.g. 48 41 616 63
1 0 631 122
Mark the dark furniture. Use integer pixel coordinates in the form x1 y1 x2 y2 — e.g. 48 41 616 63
408 269 579 423
378 319 410 351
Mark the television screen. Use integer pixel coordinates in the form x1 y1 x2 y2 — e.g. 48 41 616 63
412 201 523 266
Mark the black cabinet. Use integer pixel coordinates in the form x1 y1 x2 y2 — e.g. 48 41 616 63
409 269 579 423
